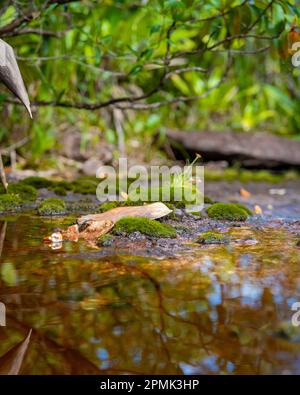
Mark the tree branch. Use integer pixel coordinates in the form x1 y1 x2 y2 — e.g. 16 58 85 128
0 0 79 37
2 28 66 38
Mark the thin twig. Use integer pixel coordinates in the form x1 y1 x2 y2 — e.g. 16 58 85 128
0 153 8 192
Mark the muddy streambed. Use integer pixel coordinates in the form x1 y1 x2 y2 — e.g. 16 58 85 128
0 181 300 374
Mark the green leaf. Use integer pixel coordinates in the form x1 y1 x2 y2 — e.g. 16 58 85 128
128 64 143 76
0 5 16 27
150 24 161 34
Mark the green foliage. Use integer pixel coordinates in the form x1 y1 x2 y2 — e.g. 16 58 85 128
113 217 177 238
196 231 230 245
38 197 66 216
1 1 300 159
206 203 251 221
0 194 22 212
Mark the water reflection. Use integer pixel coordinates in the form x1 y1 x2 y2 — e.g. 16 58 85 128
0 215 300 374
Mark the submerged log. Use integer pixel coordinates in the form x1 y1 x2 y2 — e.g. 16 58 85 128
166 130 300 168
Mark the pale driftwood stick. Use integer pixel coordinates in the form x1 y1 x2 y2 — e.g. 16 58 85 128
78 202 172 225
0 153 7 191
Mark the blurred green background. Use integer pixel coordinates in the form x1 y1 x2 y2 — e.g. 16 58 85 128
0 0 300 166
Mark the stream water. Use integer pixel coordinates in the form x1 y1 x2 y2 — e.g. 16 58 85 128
0 213 300 374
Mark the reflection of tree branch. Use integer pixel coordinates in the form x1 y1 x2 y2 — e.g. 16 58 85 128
0 221 7 257
6 313 140 374
110 259 209 365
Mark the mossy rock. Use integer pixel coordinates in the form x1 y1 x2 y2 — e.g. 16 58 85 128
7 183 37 201
67 201 99 213
21 176 53 189
205 168 288 183
50 181 73 195
197 231 229 245
52 185 67 196
234 203 253 216
38 198 66 216
97 234 115 247
206 203 250 221
113 217 177 238
0 194 22 212
71 179 98 194
20 177 75 196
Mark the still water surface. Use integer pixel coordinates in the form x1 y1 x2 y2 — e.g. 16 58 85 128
0 215 300 374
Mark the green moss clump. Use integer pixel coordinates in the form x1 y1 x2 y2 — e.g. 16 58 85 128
71 178 98 194
15 177 75 195
50 181 73 196
197 231 229 245
38 198 66 216
99 201 119 212
7 183 37 201
97 234 115 247
190 211 203 218
21 176 53 189
113 217 177 238
206 203 250 221
52 186 67 196
204 168 300 183
0 194 22 212
234 203 253 216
